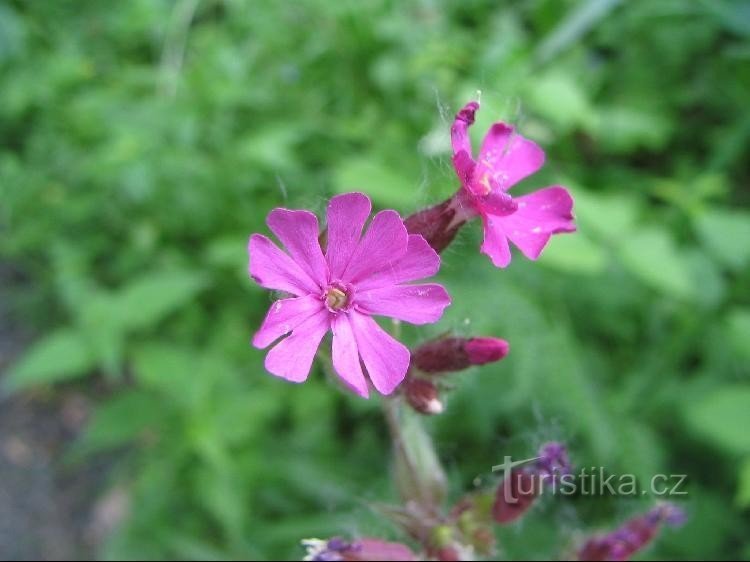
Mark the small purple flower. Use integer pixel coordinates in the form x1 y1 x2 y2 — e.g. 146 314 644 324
533 441 572 486
450 100 576 268
249 192 451 398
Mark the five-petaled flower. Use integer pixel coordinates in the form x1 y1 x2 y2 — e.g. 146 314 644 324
248 192 451 397
451 100 576 267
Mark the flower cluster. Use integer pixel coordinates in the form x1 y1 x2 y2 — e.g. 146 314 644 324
246 100 683 560
248 99 574 398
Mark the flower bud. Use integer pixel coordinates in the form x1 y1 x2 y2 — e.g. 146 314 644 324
492 442 571 524
412 336 509 374
404 195 476 253
464 338 511 366
404 378 444 415
577 503 686 561
492 470 539 524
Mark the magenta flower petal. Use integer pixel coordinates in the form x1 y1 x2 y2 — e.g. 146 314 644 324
480 215 513 268
325 192 372 279
349 311 410 395
252 294 325 349
452 150 476 189
331 314 369 398
248 234 320 296
451 100 479 157
264 309 330 382
474 123 545 193
356 283 451 325
497 185 576 260
356 235 441 291
341 210 409 284
480 189 518 216
267 208 328 287
514 186 576 232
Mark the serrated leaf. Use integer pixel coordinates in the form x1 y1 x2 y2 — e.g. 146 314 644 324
5 328 94 390
685 385 750 454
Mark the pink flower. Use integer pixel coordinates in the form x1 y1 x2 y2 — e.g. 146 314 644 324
451 100 576 268
249 192 451 398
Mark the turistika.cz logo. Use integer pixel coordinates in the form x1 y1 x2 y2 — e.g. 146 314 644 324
492 455 688 501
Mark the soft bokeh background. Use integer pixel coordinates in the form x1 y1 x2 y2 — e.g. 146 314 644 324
1 0 749 559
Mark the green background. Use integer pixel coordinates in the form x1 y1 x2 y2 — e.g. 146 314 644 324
2 0 749 559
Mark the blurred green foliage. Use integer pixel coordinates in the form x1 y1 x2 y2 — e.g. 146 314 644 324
2 0 750 559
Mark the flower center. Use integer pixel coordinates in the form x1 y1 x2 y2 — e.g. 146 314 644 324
324 282 351 312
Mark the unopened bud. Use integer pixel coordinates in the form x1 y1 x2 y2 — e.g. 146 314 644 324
413 336 510 374
492 470 539 524
405 378 444 415
577 503 686 561
492 442 572 524
404 194 476 253
464 338 510 365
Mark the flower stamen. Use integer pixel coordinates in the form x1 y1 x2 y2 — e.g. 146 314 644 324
325 286 349 311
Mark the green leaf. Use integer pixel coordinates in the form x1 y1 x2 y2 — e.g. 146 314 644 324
738 457 750 509
538 231 607 275
525 71 595 132
618 228 695 300
333 157 417 209
113 270 208 331
593 106 673 152
573 190 640 243
75 390 167 455
694 208 750 271
132 343 197 395
5 328 94 390
685 385 750 454
726 308 750 363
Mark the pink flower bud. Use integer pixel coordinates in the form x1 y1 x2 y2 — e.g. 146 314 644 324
492 470 539 524
492 442 571 525
464 337 510 365
577 503 686 561
412 336 510 374
404 378 444 415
